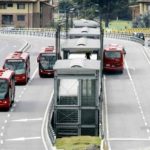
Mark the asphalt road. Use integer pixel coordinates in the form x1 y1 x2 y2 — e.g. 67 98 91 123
0 35 55 150
1 35 150 150
104 38 150 150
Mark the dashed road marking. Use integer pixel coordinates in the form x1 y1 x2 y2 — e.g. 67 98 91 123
6 136 41 141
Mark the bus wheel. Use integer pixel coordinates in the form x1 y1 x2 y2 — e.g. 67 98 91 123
39 73 44 78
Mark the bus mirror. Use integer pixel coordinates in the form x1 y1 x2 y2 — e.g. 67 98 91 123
123 49 126 55
37 56 40 62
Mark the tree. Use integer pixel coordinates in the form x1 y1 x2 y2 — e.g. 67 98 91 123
133 12 150 28
58 0 132 26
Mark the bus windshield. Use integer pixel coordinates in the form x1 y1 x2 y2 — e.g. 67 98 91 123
105 51 121 59
5 60 25 74
0 79 8 99
39 55 57 70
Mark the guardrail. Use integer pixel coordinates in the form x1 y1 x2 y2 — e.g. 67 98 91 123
0 28 146 45
105 32 145 45
0 28 66 38
47 95 56 145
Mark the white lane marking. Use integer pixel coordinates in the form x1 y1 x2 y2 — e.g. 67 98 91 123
7 114 10 117
0 140 3 144
143 47 150 65
6 136 41 141
11 118 43 122
30 68 38 82
125 60 149 135
1 126 4 130
109 138 150 141
41 90 54 150
103 75 112 150
0 133 3 136
4 120 7 124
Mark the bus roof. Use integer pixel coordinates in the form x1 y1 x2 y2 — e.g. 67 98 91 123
68 27 100 38
5 51 29 60
40 46 55 54
61 38 100 53
73 19 99 28
0 69 14 80
104 43 124 51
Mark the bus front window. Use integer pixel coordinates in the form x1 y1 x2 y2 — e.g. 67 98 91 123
40 55 57 70
0 79 8 99
105 51 121 59
5 61 25 74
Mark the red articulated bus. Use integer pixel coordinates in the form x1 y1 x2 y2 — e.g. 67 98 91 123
0 69 15 110
103 43 126 73
37 46 57 77
3 51 30 84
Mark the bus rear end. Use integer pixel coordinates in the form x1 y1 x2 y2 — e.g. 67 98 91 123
3 51 30 84
37 46 57 77
0 69 15 110
103 44 125 73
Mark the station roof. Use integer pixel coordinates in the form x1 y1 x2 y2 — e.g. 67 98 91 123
73 19 99 28
68 27 100 37
54 59 100 70
61 37 100 53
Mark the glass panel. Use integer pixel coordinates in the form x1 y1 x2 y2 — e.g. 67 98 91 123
57 109 78 123
0 79 8 99
81 79 96 106
5 60 25 74
105 51 121 59
39 55 56 70
81 110 96 124
17 15 25 21
58 79 78 105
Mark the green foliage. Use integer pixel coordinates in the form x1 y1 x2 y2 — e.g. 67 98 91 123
133 13 150 28
55 136 100 150
58 0 132 27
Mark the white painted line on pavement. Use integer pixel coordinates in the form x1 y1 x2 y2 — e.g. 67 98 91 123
1 126 4 130
30 68 38 81
0 140 3 144
143 47 150 65
6 136 41 141
4 120 7 124
125 60 150 136
7 114 10 117
109 137 150 141
11 118 43 122
0 133 3 136
103 75 112 150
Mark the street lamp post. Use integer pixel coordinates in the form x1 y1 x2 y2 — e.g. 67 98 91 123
55 23 61 60
98 0 104 138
